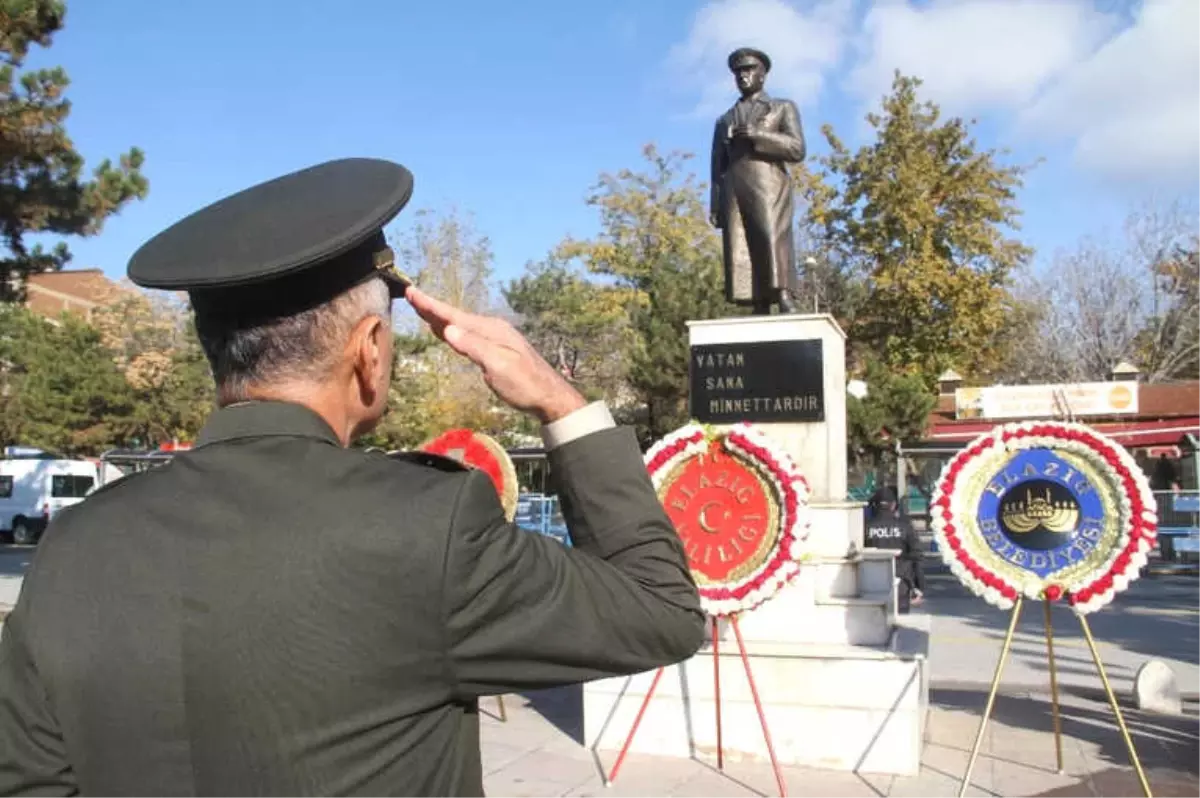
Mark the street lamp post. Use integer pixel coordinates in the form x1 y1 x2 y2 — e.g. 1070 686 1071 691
801 256 819 313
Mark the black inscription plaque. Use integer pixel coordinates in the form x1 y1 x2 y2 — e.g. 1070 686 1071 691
689 339 825 423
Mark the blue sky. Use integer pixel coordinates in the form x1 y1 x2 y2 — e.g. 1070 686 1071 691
28 0 1200 293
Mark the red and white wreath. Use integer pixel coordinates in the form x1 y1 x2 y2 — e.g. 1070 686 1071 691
645 423 812 617
930 421 1157 615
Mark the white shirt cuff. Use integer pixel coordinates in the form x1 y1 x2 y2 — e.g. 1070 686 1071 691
540 401 616 450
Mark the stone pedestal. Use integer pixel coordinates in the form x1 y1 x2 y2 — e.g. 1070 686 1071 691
688 314 850 505
582 314 930 776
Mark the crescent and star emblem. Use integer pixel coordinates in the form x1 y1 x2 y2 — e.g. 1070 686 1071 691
698 501 729 534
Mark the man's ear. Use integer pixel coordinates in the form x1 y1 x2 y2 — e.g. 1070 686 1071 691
351 314 388 391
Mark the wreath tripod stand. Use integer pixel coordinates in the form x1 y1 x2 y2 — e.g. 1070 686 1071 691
958 595 1152 798
604 615 788 797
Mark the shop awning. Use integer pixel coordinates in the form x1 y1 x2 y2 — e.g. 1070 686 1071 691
918 417 1200 447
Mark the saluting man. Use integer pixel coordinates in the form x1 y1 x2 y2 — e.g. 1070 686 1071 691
0 158 705 796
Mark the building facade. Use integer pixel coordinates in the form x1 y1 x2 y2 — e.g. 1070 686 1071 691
21 269 127 322
898 369 1200 509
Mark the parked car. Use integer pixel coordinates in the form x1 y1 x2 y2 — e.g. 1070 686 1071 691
0 454 98 545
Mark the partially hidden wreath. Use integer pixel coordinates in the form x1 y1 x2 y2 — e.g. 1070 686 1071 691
419 428 520 522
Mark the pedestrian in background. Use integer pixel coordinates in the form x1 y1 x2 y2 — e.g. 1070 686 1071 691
864 486 925 612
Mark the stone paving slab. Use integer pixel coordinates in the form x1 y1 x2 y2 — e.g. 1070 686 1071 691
481 685 1199 797
0 573 21 617
921 574 1200 701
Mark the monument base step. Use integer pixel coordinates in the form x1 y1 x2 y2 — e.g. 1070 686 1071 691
808 550 899 599
803 501 866 557
583 616 931 776
731 566 897 647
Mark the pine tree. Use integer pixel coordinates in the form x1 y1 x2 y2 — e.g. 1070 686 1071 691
0 0 148 299
0 304 135 454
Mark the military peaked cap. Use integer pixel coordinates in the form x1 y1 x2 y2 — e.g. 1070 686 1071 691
727 47 771 73
127 157 415 320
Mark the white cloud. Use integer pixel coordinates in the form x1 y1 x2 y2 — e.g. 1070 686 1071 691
666 0 855 118
1018 0 1200 185
847 0 1119 112
665 0 1199 184
845 0 1199 184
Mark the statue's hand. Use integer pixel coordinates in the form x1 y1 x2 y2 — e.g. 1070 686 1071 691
730 125 752 139
709 211 722 229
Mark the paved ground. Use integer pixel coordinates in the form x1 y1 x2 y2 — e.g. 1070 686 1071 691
2 545 1197 795
13 551 1195 695
479 685 1198 797
0 546 26 617
919 568 1200 699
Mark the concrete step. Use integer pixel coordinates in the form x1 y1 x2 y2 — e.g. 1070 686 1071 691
810 558 858 598
815 589 892 607
805 501 865 556
736 595 892 647
582 630 929 776
854 551 897 596
805 550 897 600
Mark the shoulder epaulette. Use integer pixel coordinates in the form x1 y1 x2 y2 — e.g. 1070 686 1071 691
384 450 468 473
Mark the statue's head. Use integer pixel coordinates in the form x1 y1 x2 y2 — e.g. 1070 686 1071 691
727 47 770 97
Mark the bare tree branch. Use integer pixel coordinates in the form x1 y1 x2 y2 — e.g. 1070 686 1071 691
1020 199 1198 384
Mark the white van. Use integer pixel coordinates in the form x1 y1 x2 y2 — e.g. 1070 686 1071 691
0 456 98 545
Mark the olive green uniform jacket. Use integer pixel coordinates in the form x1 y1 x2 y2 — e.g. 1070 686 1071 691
0 401 705 795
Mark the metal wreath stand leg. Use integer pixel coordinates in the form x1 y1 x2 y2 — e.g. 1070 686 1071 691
604 614 788 797
957 596 1152 798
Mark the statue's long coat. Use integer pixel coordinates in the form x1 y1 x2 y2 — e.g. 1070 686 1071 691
710 92 806 306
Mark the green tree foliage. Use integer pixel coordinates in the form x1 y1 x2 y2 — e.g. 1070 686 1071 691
362 208 520 451
357 332 438 451
0 304 134 454
799 72 1034 385
503 258 632 403
551 145 744 443
847 357 937 469
90 287 214 446
556 146 717 286
358 329 532 452
627 254 735 440
791 246 868 325
0 0 148 298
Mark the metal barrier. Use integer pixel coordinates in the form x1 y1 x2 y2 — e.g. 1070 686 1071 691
1154 490 1199 562
1155 489 1200 525
514 494 572 547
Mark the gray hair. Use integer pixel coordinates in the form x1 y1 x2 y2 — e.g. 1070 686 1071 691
195 276 392 404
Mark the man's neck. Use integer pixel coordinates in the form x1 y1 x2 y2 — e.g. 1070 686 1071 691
227 383 357 447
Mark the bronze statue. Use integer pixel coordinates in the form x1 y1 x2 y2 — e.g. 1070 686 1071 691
710 47 806 315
